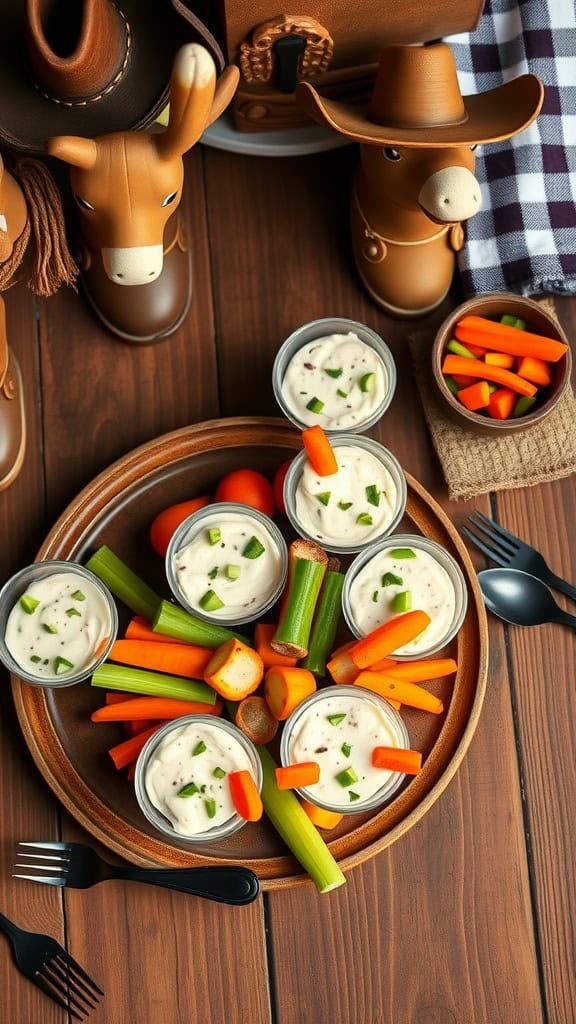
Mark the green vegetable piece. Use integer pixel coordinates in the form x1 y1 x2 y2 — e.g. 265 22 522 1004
192 740 207 756
372 591 379 603
337 501 352 511
359 372 375 393
71 590 85 601
152 599 248 648
207 527 221 545
66 607 82 618
242 536 265 559
446 338 475 359
500 314 517 327
444 375 459 395
306 396 324 414
348 791 361 802
512 395 537 418
85 546 160 622
366 484 380 507
390 548 416 559
19 595 40 614
316 491 331 506
207 567 218 580
488 383 498 394
335 766 358 787
514 317 526 330
324 367 343 379
213 766 226 779
30 655 42 664
199 590 225 612
299 568 345 677
336 389 348 399
225 564 241 581
356 513 373 527
204 798 217 819
341 742 352 758
177 782 199 798
42 623 58 635
391 590 412 613
382 572 403 587
54 656 74 675
327 713 346 726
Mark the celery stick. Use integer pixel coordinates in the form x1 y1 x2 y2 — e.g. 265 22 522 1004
273 556 327 659
86 546 159 621
301 569 345 676
257 746 346 893
446 338 475 359
153 599 248 647
91 663 217 703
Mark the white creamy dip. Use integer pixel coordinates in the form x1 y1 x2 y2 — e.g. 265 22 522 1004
145 721 255 836
294 445 398 548
287 692 404 809
281 332 388 430
349 546 456 654
5 571 112 679
172 512 284 621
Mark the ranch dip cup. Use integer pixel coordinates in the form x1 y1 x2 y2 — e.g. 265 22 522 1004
283 434 407 555
166 503 288 626
272 317 397 433
342 534 468 659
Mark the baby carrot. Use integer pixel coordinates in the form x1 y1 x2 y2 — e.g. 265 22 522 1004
457 380 491 411
275 762 321 790
326 649 360 684
484 351 516 369
455 315 568 362
264 666 316 720
348 610 431 669
91 697 222 722
442 354 537 397
383 658 457 682
124 616 181 643
109 639 212 678
300 800 343 830
204 638 264 700
302 425 338 476
108 722 169 770
372 746 422 774
228 770 263 821
516 355 552 387
354 671 444 714
254 622 298 668
488 388 516 420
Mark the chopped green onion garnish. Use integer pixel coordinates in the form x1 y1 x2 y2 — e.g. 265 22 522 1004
204 798 217 819
390 548 416 559
327 713 346 726
372 591 379 603
19 595 40 614
42 623 58 634
306 396 324 414
356 513 373 526
225 564 241 581
336 389 348 398
335 766 358 787
208 567 219 580
30 655 42 664
316 491 331 506
207 527 221 545
66 607 82 618
54 656 74 674
392 590 412 613
199 590 225 611
192 740 207 756
382 572 403 587
337 501 352 511
341 742 352 758
242 536 265 559
359 372 375 393
177 782 199 797
71 590 85 601
213 766 226 779
324 367 343 378
349 791 361 802
366 484 380 507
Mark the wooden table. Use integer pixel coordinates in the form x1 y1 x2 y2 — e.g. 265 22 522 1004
2 142 575 1024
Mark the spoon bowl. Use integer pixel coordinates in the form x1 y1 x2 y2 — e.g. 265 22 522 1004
478 568 576 629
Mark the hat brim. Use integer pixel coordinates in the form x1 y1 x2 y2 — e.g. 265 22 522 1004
297 75 544 147
0 0 224 154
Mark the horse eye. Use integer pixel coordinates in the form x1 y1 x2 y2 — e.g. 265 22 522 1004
74 194 95 211
161 191 178 207
470 144 478 151
382 147 401 162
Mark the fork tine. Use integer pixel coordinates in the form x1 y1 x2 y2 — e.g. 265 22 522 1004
18 841 72 852
466 517 517 558
34 970 84 1021
469 511 521 550
49 955 100 1009
57 949 105 998
16 851 69 863
12 873 67 886
461 526 507 567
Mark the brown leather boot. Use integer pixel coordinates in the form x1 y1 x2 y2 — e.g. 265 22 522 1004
0 298 26 492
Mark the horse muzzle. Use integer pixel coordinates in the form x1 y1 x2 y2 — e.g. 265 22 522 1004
418 166 482 224
102 245 164 286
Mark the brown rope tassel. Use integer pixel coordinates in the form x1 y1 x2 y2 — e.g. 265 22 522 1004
14 158 79 297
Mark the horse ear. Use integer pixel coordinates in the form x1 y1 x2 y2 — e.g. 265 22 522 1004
205 65 240 128
156 44 217 160
46 136 98 170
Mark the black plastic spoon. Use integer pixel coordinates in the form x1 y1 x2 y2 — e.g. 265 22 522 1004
478 568 576 628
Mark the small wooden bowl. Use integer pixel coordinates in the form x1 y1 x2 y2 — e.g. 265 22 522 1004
431 293 572 436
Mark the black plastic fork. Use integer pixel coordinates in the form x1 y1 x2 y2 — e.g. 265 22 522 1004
0 910 103 1020
462 510 576 602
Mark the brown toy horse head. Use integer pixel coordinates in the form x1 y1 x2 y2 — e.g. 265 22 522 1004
47 45 239 286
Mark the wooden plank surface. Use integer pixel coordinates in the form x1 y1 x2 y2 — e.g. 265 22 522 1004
1 139 574 1024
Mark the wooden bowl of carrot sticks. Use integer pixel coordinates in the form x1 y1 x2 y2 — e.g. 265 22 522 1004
431 293 572 436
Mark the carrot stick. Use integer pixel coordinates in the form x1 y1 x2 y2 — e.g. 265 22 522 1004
354 671 443 713
275 762 320 790
254 623 298 668
369 656 399 672
203 638 264 700
349 610 431 669
302 425 338 476
126 761 137 782
484 351 516 369
123 719 156 737
105 692 133 705
442 355 537 397
300 800 343 830
149 495 212 557
488 387 516 420
372 746 422 774
326 650 360 685
108 722 169 770
382 658 457 682
264 666 316 720
516 355 552 387
228 770 263 821
450 373 475 387
109 638 213 679
455 316 568 362
457 380 491 411
463 343 486 357
91 697 223 722
124 616 181 644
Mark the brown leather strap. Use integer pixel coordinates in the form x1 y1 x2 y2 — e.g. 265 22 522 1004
0 297 8 388
171 0 225 72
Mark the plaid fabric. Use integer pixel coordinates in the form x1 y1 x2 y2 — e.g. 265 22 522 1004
446 0 576 297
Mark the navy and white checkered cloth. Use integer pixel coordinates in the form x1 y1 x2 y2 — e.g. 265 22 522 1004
446 0 576 297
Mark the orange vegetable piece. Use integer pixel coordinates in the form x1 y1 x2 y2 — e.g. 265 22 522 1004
516 355 551 387
302 425 338 476
124 616 182 643
450 373 475 387
228 770 263 821
455 315 568 362
326 649 360 685
108 721 169 770
457 380 491 411
203 638 264 700
300 800 343 830
488 387 516 420
91 697 222 722
215 469 275 517
109 639 212 679
275 762 320 790
484 351 516 369
383 658 457 682
372 746 422 774
149 496 211 557
254 622 298 669
264 666 316 720
442 355 537 397
349 610 431 669
354 671 444 714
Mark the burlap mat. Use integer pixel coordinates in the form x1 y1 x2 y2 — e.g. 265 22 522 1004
409 297 576 500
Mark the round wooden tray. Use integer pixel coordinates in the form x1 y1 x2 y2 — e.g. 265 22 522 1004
11 417 488 890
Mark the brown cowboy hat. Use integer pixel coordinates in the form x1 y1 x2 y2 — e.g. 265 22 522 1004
0 0 225 155
297 42 544 147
